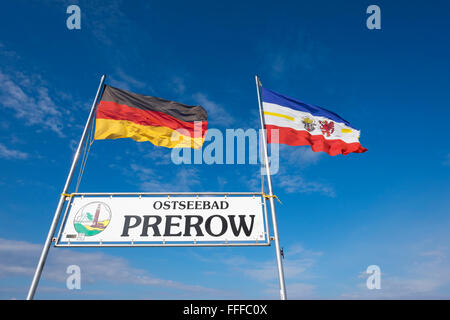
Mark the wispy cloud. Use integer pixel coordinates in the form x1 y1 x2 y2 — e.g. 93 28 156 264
276 173 336 197
341 246 450 299
264 282 316 299
109 69 153 93
271 145 335 197
0 70 65 136
0 42 19 59
125 162 201 192
83 0 127 47
0 237 226 299
192 242 322 299
237 244 322 283
279 145 322 167
139 168 201 191
262 30 329 79
170 76 186 95
0 143 28 160
192 93 234 127
138 144 173 165
239 145 334 197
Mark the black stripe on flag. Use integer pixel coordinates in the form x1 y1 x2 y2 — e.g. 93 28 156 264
100 85 208 123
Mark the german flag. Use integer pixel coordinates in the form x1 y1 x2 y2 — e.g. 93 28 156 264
94 85 207 149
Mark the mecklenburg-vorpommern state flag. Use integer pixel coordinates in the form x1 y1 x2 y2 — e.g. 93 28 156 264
262 87 367 156
94 85 207 149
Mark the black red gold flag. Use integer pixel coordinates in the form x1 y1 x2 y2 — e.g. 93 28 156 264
94 85 207 149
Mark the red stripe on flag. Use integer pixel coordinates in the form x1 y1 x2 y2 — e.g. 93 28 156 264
265 124 368 156
97 101 207 137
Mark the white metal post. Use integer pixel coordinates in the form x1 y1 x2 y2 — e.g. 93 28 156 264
26 75 106 300
255 75 287 300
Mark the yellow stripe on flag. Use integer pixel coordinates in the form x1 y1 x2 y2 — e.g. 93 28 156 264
94 118 204 149
263 111 294 121
341 128 352 133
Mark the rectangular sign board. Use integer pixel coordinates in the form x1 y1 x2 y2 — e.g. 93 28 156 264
56 195 268 246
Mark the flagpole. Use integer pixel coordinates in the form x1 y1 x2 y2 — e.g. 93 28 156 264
26 74 106 300
255 75 287 300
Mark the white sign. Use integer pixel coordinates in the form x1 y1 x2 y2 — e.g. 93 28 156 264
58 196 267 245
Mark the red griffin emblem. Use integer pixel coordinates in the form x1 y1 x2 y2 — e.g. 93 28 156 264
319 120 335 137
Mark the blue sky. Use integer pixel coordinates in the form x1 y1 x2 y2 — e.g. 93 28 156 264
0 0 449 299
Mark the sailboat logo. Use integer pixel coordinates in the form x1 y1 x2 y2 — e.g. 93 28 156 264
73 202 111 237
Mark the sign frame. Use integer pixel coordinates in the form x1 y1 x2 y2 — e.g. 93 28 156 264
54 192 271 247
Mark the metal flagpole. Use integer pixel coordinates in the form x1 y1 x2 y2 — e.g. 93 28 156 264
26 74 106 300
255 75 287 300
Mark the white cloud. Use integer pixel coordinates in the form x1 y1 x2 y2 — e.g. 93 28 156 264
192 242 322 298
239 156 334 197
264 282 316 299
0 70 64 136
0 42 19 59
139 168 201 192
262 30 328 78
130 163 155 180
239 257 314 282
0 237 225 299
83 0 127 47
269 144 336 196
109 69 153 93
287 243 305 256
171 76 186 95
192 93 234 127
139 144 173 165
341 246 450 299
0 143 28 160
126 162 201 192
279 145 322 167
276 173 336 197
238 142 333 197
237 245 323 283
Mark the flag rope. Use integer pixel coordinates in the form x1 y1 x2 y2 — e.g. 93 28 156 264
75 114 95 193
